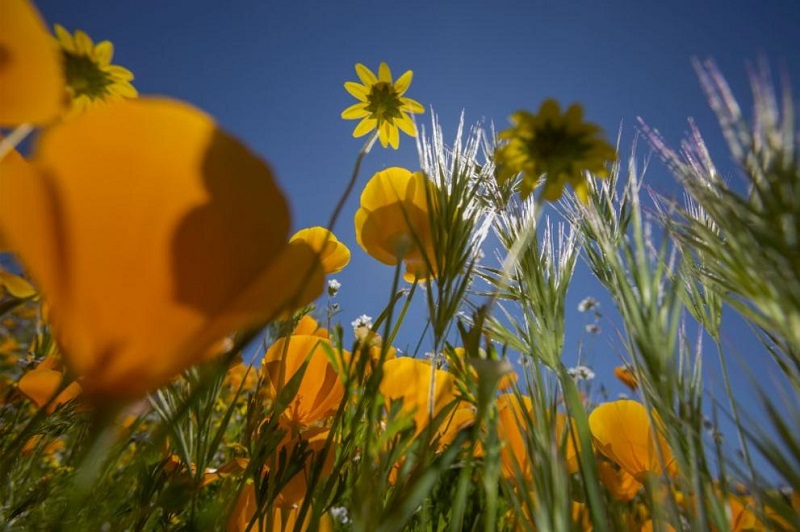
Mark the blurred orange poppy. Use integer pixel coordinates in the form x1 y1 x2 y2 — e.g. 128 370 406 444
0 0 65 126
0 98 324 401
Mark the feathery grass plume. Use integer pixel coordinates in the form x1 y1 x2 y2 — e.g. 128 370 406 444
561 140 719 528
643 59 800 374
415 112 494 348
643 61 800 529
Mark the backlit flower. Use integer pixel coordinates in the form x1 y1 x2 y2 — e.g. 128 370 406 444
379 357 457 434
494 99 616 203
342 62 424 149
262 334 345 432
53 24 137 117
589 400 675 482
354 167 436 281
290 226 351 274
495 394 580 479
0 0 64 125
0 98 324 401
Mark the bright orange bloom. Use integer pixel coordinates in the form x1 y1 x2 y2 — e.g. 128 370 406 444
354 167 436 282
291 315 330 339
290 226 351 274
496 394 579 480
262 334 345 432
0 0 65 125
379 357 457 434
589 400 675 482
597 460 642 501
0 99 324 401
227 430 334 531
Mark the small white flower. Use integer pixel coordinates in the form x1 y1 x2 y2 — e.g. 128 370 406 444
327 278 341 296
585 323 601 334
330 506 351 525
617 392 629 400
577 297 599 313
351 314 373 329
567 365 595 381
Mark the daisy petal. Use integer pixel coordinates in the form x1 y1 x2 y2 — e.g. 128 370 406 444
378 62 392 83
111 82 138 98
396 115 417 137
93 40 114 66
387 124 400 150
379 122 390 147
394 70 413 96
344 81 369 102
54 24 75 53
353 117 376 138
341 103 369 120
355 63 378 86
401 98 425 114
74 30 93 54
106 65 134 81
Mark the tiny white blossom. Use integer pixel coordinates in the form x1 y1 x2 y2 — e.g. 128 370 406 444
567 365 595 381
330 506 351 525
327 278 341 296
351 314 373 329
577 297 599 313
585 324 601 334
617 392 629 400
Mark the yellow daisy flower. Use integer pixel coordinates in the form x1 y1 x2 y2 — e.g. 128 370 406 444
53 24 137 117
342 62 424 149
494 99 617 203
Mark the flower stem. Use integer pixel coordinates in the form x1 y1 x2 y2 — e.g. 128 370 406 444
326 131 380 233
0 123 33 161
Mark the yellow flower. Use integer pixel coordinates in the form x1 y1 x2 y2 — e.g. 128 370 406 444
342 62 424 149
0 0 65 126
290 226 351 274
354 167 436 282
262 334 345 432
494 99 617 203
53 24 137 117
0 98 324 401
588 400 675 482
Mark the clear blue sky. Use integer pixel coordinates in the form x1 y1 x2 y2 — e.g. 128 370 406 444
32 0 800 477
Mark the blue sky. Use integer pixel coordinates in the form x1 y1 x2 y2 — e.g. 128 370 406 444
32 1 800 476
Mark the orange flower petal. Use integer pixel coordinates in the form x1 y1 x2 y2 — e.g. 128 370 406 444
0 98 313 400
0 0 65 125
290 226 351 274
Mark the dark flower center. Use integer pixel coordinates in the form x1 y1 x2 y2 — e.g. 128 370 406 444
63 51 111 99
366 82 402 123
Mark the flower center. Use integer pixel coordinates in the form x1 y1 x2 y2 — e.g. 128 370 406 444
365 81 402 124
528 123 591 168
63 51 112 99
